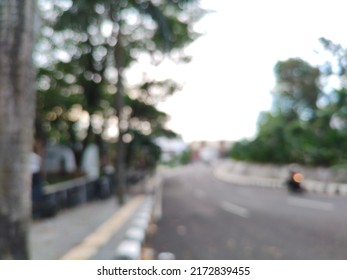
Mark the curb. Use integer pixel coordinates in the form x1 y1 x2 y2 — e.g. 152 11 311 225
114 172 163 260
114 196 153 260
60 195 145 260
214 162 347 196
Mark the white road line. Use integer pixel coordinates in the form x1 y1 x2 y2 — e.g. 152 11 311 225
287 197 334 211
221 201 250 218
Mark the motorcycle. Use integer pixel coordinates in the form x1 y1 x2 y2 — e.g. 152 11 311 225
286 171 304 193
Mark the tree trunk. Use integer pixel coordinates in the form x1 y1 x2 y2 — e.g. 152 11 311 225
114 30 126 205
0 0 36 259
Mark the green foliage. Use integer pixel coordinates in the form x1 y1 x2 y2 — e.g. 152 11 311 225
179 149 193 165
125 130 161 170
230 43 347 167
272 58 321 122
35 0 204 169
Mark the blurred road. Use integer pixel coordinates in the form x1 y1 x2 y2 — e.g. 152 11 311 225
148 163 347 259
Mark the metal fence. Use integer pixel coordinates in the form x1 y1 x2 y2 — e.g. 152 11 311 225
32 171 148 218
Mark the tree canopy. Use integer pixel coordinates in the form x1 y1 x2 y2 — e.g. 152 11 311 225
230 39 347 167
35 0 205 170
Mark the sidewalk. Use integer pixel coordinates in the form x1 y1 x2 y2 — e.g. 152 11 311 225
29 173 162 260
29 194 135 259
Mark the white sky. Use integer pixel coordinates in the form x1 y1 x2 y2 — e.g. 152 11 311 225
153 1 347 143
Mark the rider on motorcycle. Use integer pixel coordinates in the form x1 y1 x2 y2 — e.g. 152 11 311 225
286 165 304 193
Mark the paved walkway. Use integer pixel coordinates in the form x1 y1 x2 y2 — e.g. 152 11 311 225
29 193 146 260
28 171 163 260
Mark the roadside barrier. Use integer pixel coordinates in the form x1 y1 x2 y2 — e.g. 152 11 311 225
43 175 114 207
32 174 115 218
114 196 154 259
33 171 147 218
214 161 347 196
114 171 163 260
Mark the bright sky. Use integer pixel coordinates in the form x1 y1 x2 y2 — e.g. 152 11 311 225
155 1 347 143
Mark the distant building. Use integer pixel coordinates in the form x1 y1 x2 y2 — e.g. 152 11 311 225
155 137 188 163
190 140 234 162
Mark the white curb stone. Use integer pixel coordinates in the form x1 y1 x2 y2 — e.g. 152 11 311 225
114 240 141 260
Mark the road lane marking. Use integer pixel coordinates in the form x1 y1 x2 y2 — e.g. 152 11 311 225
60 195 145 260
286 197 334 211
221 201 250 218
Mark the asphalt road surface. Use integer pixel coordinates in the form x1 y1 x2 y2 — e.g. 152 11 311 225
148 163 347 259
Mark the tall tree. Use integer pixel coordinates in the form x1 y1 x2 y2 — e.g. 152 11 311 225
230 40 347 167
37 0 204 203
0 0 36 259
230 58 325 165
272 58 321 122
